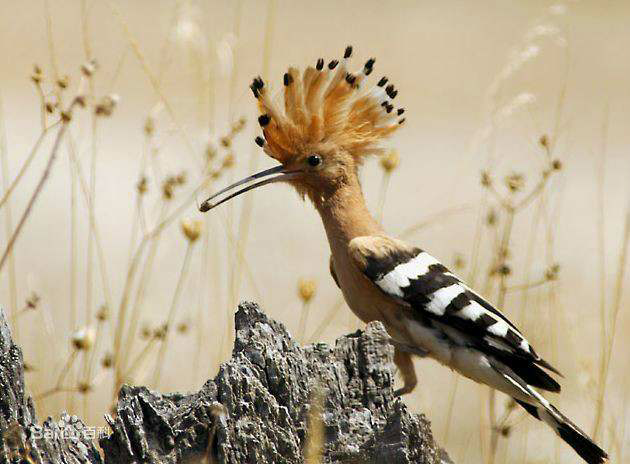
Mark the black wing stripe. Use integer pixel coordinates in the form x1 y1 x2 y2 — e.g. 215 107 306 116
444 292 470 315
402 268 460 305
364 247 421 281
467 290 522 333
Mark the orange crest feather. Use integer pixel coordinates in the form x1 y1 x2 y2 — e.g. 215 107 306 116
251 46 405 164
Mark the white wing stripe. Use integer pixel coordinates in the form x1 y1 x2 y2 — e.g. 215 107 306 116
457 301 485 321
375 272 406 297
487 320 510 337
426 284 466 316
394 252 440 279
520 339 531 352
375 251 440 297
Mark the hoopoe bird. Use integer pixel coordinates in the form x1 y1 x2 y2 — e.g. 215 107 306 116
200 47 607 464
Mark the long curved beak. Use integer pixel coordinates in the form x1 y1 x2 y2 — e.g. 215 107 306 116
199 165 301 212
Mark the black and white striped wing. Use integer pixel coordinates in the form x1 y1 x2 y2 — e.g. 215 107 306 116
349 235 561 392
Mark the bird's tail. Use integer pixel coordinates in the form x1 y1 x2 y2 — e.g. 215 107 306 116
516 399 607 464
492 360 607 463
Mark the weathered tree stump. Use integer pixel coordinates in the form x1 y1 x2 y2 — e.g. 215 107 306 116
0 302 452 463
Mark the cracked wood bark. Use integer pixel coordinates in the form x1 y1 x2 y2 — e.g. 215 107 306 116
0 302 452 464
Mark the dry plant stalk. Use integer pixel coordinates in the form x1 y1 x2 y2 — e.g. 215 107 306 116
0 96 82 272
304 387 325 464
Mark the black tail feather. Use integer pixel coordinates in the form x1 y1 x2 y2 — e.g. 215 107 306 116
515 399 539 419
556 419 608 464
507 357 561 392
516 401 608 464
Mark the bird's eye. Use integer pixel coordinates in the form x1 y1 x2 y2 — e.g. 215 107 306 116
307 154 322 167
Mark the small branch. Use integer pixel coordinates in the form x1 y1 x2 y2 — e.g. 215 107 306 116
505 278 550 292
35 349 79 400
151 241 194 387
0 112 73 272
0 121 57 211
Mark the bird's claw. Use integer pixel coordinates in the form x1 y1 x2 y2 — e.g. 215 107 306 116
394 384 416 397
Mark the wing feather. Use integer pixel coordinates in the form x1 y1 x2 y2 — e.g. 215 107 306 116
349 235 561 391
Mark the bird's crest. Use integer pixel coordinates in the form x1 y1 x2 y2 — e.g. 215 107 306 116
251 46 405 164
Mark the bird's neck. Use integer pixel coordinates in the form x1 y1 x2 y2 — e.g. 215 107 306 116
314 173 382 250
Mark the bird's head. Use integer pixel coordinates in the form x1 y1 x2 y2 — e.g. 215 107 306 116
199 46 405 212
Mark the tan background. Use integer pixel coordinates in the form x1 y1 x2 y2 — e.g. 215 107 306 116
1 1 629 462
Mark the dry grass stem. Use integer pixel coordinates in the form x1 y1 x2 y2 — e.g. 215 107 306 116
152 240 195 387
304 387 325 464
0 107 76 271
0 95 18 325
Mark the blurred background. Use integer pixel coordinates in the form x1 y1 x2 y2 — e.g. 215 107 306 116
1 1 628 462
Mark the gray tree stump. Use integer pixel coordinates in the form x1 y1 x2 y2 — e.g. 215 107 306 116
0 302 452 464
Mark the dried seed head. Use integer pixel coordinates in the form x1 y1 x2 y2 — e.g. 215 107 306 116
162 182 173 200
77 381 92 394
539 134 549 148
26 292 40 310
298 278 316 303
45 102 55 114
181 219 202 242
552 159 562 170
222 152 235 169
380 149 400 173
81 59 98 77
205 143 217 160
177 321 189 334
220 136 231 148
101 352 113 369
61 110 73 123
95 94 120 117
71 327 96 351
96 305 109 321
505 172 525 192
144 117 155 136
486 209 497 226
74 95 87 108
500 426 511 437
141 324 152 340
31 65 43 84
154 324 168 340
56 76 69 90
545 263 560 281
232 117 246 133
137 176 148 195
175 172 187 185
162 173 185 200
480 171 492 188
496 263 511 276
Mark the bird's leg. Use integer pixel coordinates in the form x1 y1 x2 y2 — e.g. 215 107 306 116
393 347 418 396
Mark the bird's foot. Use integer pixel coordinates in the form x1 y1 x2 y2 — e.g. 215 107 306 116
393 347 419 397
394 382 417 397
